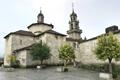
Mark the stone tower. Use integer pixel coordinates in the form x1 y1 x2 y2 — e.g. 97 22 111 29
37 10 44 23
67 9 82 40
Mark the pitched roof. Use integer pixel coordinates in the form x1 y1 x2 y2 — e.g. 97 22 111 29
4 30 35 38
45 30 66 36
4 29 66 39
27 23 54 29
81 29 120 43
37 30 67 36
13 45 33 53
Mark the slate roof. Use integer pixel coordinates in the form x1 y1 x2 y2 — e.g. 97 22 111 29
4 29 67 38
27 23 54 29
81 29 120 43
4 30 35 38
39 30 67 36
13 45 33 53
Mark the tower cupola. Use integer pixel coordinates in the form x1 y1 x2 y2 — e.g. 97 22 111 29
37 10 44 23
70 10 77 21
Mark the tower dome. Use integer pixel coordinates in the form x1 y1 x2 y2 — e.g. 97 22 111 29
70 10 77 17
37 10 44 23
70 10 77 21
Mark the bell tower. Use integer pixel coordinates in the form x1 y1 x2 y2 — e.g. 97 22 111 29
67 6 82 40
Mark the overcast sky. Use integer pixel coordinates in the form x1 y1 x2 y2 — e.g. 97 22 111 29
0 0 120 57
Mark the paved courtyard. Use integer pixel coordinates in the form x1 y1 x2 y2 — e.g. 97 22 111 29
0 67 99 80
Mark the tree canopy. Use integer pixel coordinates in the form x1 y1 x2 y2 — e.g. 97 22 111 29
94 32 120 74
94 32 120 61
59 44 75 66
30 42 51 64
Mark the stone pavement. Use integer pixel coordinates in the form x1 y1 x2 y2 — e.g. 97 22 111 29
0 67 99 80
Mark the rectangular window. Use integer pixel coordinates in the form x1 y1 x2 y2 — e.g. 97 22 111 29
20 40 22 45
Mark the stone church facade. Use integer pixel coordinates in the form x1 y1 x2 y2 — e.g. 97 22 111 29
4 9 120 67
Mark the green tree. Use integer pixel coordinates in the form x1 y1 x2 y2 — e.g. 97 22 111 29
8 54 20 67
94 32 120 74
59 44 75 67
10 55 16 64
30 42 51 65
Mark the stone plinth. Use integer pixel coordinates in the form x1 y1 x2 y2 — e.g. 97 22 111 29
99 73 113 80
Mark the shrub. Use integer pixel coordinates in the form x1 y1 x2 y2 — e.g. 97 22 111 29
78 63 120 79
11 60 20 68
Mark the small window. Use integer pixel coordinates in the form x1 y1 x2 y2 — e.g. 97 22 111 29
73 42 79 48
55 35 58 39
20 40 22 45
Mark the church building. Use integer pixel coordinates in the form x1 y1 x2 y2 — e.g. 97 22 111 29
4 9 120 67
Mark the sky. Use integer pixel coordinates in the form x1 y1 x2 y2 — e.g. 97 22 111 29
0 0 120 57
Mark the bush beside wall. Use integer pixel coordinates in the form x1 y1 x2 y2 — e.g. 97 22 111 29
78 63 120 79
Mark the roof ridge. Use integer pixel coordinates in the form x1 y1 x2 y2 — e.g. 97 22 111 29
27 23 54 29
4 30 35 38
13 44 34 53
45 29 66 36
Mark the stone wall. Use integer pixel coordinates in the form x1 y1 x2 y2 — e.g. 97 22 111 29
28 24 52 33
79 39 105 64
16 50 27 67
78 33 120 65
43 33 66 64
4 35 13 66
69 33 80 40
11 34 35 51
115 33 120 40
19 32 120 66
16 33 66 67
15 49 41 67
24 34 82 66
4 27 120 67
4 34 35 66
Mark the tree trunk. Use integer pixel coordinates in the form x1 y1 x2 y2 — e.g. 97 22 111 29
41 60 43 65
73 59 76 67
108 58 112 74
64 60 67 67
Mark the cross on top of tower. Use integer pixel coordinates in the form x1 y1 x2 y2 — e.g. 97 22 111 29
70 3 77 17
40 7 42 13
72 2 74 12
